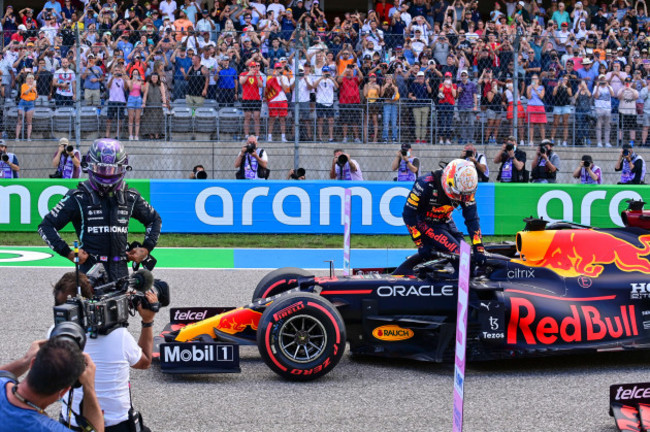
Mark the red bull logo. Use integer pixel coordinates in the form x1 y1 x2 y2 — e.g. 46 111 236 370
520 230 650 278
507 297 638 345
213 308 262 335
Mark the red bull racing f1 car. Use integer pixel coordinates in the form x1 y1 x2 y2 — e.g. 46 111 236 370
154 200 650 386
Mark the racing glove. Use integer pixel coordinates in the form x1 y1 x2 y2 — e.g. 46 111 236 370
407 225 423 248
473 244 487 266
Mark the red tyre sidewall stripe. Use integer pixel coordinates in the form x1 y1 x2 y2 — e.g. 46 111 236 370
265 322 287 371
308 301 341 345
263 279 286 298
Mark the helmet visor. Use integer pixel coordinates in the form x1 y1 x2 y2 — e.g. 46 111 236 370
89 162 127 177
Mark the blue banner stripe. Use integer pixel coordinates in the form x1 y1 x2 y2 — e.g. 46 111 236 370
149 180 496 235
233 248 415 269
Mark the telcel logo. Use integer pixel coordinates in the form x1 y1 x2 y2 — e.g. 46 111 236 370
372 325 414 341
163 344 214 362
174 310 208 321
614 385 650 401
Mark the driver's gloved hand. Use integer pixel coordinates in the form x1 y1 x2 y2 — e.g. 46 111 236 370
473 244 487 266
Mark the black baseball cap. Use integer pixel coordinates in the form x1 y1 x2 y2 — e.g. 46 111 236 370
401 143 411 150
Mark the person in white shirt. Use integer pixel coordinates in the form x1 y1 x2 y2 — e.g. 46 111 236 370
266 0 286 20
159 0 178 21
315 65 338 142
52 58 76 106
292 63 315 141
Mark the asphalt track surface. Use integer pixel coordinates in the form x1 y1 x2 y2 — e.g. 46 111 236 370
1 267 645 432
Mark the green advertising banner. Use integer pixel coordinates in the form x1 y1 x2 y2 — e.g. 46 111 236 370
493 183 650 235
0 179 150 232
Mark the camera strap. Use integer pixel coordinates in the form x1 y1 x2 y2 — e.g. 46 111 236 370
60 391 97 432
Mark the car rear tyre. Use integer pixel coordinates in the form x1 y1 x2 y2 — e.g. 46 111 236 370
257 292 346 381
252 267 312 301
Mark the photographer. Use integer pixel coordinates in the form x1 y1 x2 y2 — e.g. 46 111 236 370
0 141 20 179
330 148 363 181
190 165 208 179
53 272 156 432
0 337 103 432
287 168 306 180
51 138 81 179
615 143 646 184
531 139 560 183
235 135 269 180
39 139 161 282
461 144 488 182
573 155 602 184
391 143 419 182
494 136 527 183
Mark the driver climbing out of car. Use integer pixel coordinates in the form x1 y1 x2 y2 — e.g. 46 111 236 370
395 159 486 275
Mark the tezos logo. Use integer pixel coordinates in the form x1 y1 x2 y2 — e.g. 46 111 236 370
163 344 214 362
174 309 208 321
372 325 414 341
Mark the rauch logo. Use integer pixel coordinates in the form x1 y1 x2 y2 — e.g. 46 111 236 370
372 325 414 341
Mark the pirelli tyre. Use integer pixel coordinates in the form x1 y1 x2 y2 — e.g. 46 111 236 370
252 267 312 301
257 292 346 381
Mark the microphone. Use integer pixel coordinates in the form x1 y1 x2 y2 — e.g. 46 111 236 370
129 269 154 293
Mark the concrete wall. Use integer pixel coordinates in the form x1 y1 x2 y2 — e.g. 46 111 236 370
8 139 634 184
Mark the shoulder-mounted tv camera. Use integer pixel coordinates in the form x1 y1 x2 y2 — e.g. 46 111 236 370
53 264 170 338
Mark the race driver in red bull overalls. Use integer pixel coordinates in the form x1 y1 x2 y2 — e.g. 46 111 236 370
394 159 486 275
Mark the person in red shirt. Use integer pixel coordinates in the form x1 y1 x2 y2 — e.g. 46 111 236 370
337 64 363 143
437 71 457 145
265 63 291 142
239 61 263 138
375 0 392 23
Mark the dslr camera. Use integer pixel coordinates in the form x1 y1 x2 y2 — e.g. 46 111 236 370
1 153 8 163
539 146 546 155
246 143 256 153
290 167 306 179
502 143 514 161
337 154 349 166
54 264 170 338
464 150 473 159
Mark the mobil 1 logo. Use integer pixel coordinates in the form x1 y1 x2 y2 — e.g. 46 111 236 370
160 342 240 374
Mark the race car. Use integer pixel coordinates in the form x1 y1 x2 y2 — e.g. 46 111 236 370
155 200 650 382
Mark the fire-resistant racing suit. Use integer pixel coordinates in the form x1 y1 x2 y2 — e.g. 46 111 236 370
38 180 162 281
395 170 483 274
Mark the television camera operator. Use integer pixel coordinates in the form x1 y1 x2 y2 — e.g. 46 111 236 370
39 139 162 282
0 334 103 431
53 271 159 432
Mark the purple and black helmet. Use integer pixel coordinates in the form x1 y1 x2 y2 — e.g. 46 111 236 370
86 138 129 193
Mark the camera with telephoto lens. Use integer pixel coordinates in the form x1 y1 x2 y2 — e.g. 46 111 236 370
337 154 349 166
401 149 408 156
583 160 591 168
464 150 473 159
290 167 306 179
1 153 8 163
539 146 546 155
246 143 256 153
53 264 170 338
66 145 74 153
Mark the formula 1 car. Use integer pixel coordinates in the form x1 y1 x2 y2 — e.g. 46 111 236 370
154 200 650 382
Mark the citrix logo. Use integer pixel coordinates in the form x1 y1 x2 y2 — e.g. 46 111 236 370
507 268 535 279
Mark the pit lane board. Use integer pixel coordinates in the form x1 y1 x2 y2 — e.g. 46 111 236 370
0 247 414 269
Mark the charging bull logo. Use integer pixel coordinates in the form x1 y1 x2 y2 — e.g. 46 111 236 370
530 231 650 278
507 297 638 345
213 308 262 335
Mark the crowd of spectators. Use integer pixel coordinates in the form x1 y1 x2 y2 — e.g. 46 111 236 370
4 0 650 146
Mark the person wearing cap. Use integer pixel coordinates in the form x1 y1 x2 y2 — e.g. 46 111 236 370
330 148 363 181
315 65 338 142
456 69 478 145
408 70 432 144
170 45 192 100
215 55 238 106
573 154 602 184
239 61 263 138
531 139 560 183
337 61 363 143
265 62 291 142
196 8 215 34
494 136 527 183
616 143 646 184
80 55 104 107
593 73 614 147
573 78 593 146
392 143 419 181
0 141 19 178
436 71 457 145
52 137 81 179
618 76 640 146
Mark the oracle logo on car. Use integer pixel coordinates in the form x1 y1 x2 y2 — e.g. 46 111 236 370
507 297 639 345
376 285 454 297
173 309 208 322
372 325 414 341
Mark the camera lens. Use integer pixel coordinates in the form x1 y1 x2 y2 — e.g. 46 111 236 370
1 154 8 162
246 144 255 153
540 147 546 154
66 145 74 153
505 144 514 151
196 170 207 179
401 149 408 156
337 154 348 166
